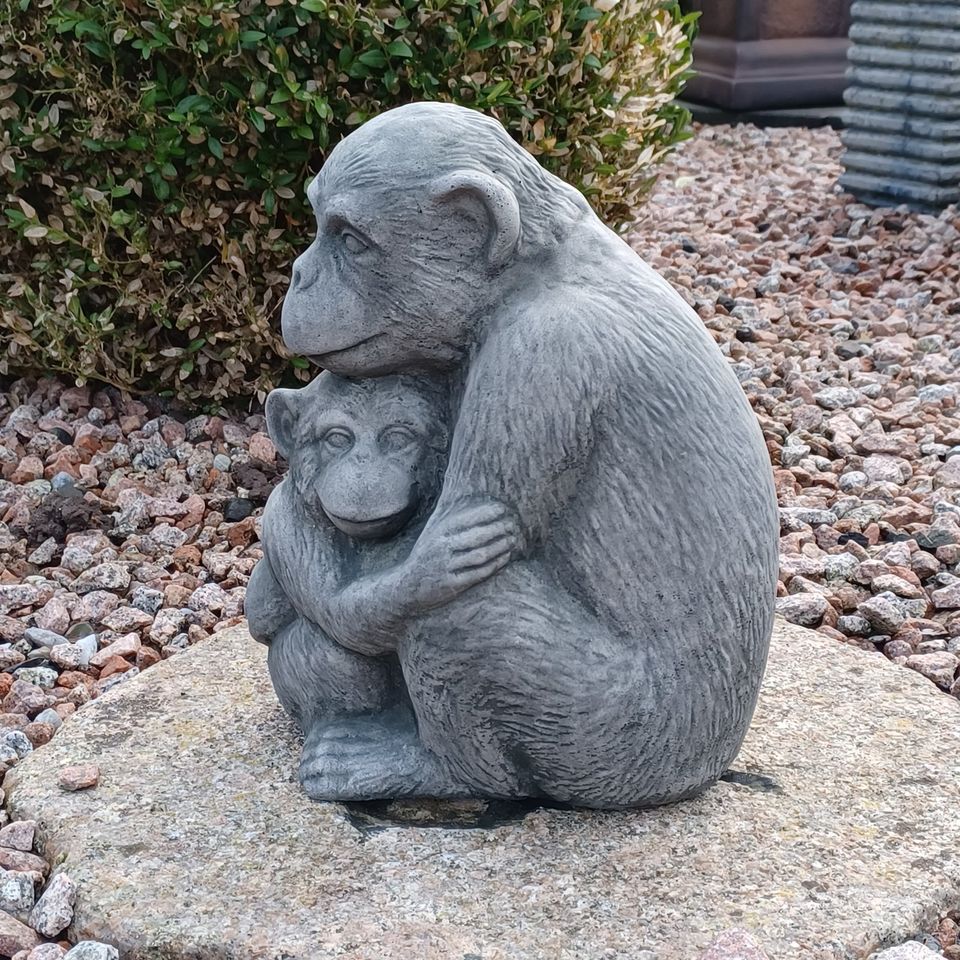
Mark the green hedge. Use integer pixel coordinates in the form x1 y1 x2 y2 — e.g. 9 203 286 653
0 0 696 404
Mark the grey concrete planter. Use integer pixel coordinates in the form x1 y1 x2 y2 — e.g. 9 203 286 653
840 1 960 208
681 0 852 111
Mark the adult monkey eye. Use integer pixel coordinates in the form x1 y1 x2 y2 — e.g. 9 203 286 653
379 425 417 453
323 427 354 452
342 230 367 255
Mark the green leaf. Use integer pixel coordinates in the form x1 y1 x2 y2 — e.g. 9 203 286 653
149 174 170 200
207 137 224 159
483 79 511 100
176 94 212 115
357 49 387 68
75 19 105 39
467 34 496 51
240 30 266 43
386 39 414 58
576 6 603 20
299 0 326 11
83 40 110 59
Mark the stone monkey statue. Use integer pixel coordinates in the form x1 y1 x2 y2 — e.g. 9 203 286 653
253 101 779 809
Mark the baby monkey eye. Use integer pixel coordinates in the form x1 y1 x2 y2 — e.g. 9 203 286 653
341 230 367 254
322 427 354 452
379 425 418 453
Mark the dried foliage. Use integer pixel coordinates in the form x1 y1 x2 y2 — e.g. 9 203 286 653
0 0 696 404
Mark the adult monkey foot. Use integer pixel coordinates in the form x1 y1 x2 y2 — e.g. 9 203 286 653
299 709 470 802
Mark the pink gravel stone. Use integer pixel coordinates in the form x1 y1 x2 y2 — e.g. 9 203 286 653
58 764 100 792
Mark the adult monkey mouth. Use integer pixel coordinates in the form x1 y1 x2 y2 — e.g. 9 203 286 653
307 332 386 366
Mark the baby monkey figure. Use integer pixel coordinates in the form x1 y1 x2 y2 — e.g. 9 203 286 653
246 372 520 798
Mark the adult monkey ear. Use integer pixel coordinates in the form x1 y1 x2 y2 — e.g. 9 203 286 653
429 170 521 271
265 388 300 461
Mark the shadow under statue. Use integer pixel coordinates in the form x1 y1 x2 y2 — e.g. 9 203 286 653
245 101 779 810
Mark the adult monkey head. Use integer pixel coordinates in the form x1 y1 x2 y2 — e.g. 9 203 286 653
281 102 592 377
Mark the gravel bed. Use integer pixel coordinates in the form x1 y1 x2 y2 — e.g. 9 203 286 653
0 121 959 956
0 382 274 763
0 783 115 958
630 124 960 707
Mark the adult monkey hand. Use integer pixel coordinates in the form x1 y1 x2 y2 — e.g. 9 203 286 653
395 499 521 612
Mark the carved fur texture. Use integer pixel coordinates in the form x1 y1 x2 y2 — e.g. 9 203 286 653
248 102 779 809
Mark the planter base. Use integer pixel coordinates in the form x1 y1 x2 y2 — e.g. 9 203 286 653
685 36 851 111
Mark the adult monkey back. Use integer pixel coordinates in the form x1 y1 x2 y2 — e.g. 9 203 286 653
280 101 779 808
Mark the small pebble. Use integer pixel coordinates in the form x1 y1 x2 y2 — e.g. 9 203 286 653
29 871 77 937
63 943 119 960
0 821 36 852
58 765 101 792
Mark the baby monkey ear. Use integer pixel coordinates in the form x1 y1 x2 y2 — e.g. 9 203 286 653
265 388 300 461
429 169 521 271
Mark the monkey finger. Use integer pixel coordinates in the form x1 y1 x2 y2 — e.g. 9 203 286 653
442 501 513 534
448 551 512 586
448 536 515 573
449 519 518 554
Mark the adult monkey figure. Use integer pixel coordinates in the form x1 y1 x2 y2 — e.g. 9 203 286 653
276 101 779 809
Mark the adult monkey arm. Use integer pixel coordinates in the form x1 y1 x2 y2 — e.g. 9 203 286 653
426 307 603 555
264 477 521 657
315 502 521 656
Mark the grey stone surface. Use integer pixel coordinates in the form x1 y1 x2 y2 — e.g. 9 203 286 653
247 101 779 809
849 65 960 96
839 175 958 208
851 1 960 28
848 44 960 72
64 945 118 960
871 945 940 960
850 21 960 52
842 2 960 208
6 622 960 960
843 150 960 185
842 129 960 162
844 87 960 119
0 868 35 918
844 110 960 139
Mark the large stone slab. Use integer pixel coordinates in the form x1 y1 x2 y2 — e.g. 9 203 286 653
6 622 960 960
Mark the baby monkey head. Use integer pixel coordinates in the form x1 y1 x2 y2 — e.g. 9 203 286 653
266 372 448 540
